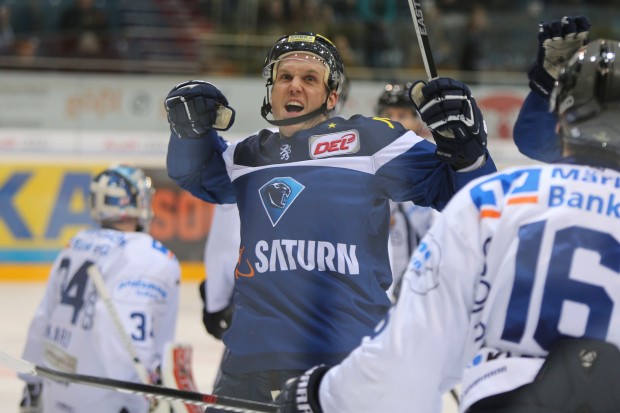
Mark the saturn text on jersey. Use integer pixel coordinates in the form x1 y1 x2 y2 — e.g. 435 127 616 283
253 239 359 275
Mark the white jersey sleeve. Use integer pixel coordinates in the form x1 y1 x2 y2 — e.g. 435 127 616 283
21 228 181 413
320 192 483 412
320 164 620 412
203 203 240 313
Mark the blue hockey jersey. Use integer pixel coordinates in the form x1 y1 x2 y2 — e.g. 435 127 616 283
167 115 497 373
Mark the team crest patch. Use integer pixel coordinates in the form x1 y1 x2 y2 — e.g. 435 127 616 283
308 129 360 159
259 177 305 227
280 144 292 160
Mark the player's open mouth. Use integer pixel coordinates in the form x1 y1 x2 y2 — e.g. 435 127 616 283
285 102 304 113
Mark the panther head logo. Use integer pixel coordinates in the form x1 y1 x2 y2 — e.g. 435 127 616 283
266 182 292 208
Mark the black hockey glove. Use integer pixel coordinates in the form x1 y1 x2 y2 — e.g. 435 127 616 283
276 365 329 413
198 280 233 340
409 78 487 169
19 382 42 413
528 16 590 99
164 80 235 138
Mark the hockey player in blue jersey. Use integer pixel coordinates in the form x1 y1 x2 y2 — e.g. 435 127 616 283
513 16 590 162
198 78 353 342
164 32 497 405
277 38 620 413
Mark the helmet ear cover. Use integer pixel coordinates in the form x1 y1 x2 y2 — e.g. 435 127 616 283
551 39 620 158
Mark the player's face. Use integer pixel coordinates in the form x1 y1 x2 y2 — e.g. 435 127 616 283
271 54 337 136
380 107 424 134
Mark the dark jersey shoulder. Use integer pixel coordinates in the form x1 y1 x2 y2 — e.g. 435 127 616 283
233 116 409 167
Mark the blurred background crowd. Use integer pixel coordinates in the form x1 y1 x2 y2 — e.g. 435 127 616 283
0 0 616 83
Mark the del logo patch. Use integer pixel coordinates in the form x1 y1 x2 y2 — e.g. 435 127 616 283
259 177 305 227
308 129 360 159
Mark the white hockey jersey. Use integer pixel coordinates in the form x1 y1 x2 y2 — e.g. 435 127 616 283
21 228 181 413
203 203 239 313
387 201 439 300
319 162 620 413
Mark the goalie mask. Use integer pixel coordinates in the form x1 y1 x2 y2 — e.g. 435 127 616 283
90 165 155 233
551 38 620 160
261 32 345 126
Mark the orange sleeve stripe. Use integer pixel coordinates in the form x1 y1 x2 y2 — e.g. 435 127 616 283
480 210 501 218
507 196 538 205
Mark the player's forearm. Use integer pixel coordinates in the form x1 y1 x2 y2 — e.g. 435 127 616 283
166 131 235 203
514 92 561 162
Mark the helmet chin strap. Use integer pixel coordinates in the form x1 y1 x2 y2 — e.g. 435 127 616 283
260 85 331 127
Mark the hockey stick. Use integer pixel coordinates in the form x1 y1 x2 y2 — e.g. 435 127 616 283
450 388 460 406
89 265 203 413
407 0 438 80
86 264 151 385
0 350 278 413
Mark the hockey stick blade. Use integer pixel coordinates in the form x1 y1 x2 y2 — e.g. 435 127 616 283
0 350 277 413
407 0 438 80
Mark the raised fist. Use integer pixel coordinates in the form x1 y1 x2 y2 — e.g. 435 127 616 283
528 16 590 99
409 78 487 168
164 80 235 138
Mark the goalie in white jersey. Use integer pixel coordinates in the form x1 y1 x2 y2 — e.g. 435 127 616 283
278 39 620 413
19 165 181 413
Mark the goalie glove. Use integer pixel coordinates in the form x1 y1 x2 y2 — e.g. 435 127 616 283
276 365 329 413
528 15 590 99
19 382 42 413
164 80 236 138
409 78 487 169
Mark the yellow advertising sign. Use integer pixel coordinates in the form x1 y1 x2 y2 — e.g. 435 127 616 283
0 164 213 282
0 164 106 261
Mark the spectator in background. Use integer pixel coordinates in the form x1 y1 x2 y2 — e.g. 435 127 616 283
2 0 44 59
57 0 111 58
256 0 304 36
331 0 357 19
0 2 15 54
357 0 400 68
434 0 474 12
332 33 361 68
330 0 363 61
458 4 490 73
0 2 40 60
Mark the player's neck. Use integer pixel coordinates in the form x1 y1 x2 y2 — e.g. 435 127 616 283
279 115 329 138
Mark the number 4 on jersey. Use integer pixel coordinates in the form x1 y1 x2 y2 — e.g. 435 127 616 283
59 258 93 324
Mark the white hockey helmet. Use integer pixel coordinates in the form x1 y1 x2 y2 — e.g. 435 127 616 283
89 164 155 232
